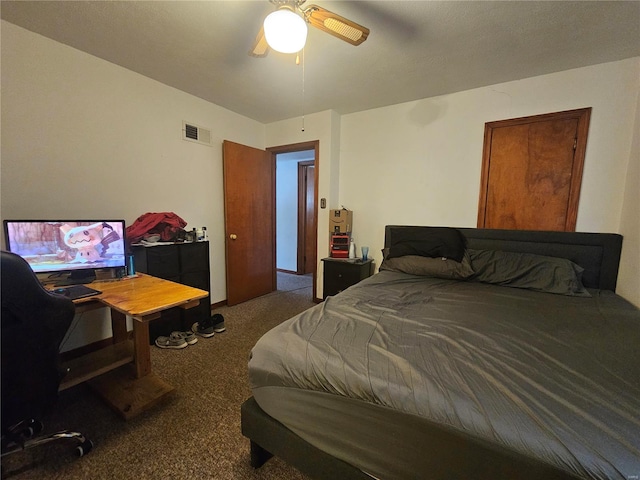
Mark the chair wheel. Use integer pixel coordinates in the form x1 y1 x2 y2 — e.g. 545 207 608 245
6 419 44 440
26 419 44 437
75 439 93 457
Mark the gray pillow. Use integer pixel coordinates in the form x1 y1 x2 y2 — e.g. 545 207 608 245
380 251 474 280
468 249 591 297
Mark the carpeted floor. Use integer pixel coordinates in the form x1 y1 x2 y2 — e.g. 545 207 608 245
2 272 316 479
276 271 312 293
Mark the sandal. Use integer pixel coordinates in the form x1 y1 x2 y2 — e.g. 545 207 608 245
155 331 188 349
175 330 198 345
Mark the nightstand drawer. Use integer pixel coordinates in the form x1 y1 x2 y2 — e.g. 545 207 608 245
322 258 373 299
324 262 362 285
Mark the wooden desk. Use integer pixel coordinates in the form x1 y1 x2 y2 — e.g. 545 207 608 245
58 274 208 420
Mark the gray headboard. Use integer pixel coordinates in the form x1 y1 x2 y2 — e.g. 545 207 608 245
384 226 623 291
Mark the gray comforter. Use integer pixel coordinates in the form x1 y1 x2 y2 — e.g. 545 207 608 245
249 271 640 480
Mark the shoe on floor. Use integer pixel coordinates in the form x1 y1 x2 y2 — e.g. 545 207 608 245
155 331 188 349
211 313 226 333
175 330 198 345
192 320 215 338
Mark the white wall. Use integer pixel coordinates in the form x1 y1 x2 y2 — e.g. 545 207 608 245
275 156 299 271
617 87 640 305
275 150 316 272
1 21 266 349
339 58 640 306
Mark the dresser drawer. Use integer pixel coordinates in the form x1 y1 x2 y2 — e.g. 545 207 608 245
181 271 209 291
179 242 209 273
143 246 180 279
132 242 211 343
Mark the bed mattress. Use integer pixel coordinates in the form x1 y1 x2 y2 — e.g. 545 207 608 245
248 271 640 480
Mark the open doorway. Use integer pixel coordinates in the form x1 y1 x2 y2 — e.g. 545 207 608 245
271 141 318 298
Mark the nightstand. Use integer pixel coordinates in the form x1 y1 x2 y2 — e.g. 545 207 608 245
322 257 374 299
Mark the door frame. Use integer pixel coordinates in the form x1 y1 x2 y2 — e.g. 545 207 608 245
297 160 315 274
268 140 319 301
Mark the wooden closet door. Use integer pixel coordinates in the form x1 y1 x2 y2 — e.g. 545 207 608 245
477 108 591 231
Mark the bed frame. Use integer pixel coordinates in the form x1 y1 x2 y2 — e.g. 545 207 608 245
241 226 624 480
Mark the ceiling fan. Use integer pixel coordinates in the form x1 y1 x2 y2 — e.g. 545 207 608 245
250 0 370 57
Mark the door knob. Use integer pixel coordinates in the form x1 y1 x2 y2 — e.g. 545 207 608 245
229 234 237 240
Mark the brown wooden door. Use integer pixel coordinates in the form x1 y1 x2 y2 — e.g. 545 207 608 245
223 140 275 306
298 161 316 274
478 108 591 231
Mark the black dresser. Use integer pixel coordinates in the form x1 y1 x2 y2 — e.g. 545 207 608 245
132 241 211 343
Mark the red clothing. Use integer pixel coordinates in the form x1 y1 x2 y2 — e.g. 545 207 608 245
126 212 187 243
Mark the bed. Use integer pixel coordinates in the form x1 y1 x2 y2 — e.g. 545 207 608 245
241 226 640 480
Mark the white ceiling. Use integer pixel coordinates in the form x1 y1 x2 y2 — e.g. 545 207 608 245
2 1 639 124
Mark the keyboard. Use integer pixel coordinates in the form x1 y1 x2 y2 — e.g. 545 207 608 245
51 284 102 301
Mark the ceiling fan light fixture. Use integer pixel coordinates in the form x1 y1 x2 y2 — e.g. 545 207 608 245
263 7 308 54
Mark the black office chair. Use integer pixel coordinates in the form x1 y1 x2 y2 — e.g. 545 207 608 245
1 251 93 461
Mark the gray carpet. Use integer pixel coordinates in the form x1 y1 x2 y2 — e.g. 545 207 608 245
277 272 312 292
2 273 316 479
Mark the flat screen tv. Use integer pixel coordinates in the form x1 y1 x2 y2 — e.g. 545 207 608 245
3 219 127 285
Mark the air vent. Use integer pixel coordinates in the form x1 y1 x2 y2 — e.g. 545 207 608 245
182 121 212 146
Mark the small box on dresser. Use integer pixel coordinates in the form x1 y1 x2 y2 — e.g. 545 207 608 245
321 257 374 299
132 241 211 343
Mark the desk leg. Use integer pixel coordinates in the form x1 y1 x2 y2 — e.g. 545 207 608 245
111 309 128 344
133 318 153 378
87 312 173 420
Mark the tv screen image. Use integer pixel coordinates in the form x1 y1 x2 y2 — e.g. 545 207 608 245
4 220 126 283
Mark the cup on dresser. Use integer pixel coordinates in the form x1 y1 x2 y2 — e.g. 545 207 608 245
361 246 369 261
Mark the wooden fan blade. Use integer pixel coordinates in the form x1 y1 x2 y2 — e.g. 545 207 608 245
304 4 370 46
249 26 270 57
